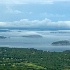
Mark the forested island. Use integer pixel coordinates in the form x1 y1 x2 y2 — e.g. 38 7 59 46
22 35 42 38
0 47 70 70
0 36 7 39
52 40 70 46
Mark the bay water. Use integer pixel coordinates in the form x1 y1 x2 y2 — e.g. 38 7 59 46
0 35 70 52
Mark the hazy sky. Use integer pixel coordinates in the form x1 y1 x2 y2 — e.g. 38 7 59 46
0 0 70 30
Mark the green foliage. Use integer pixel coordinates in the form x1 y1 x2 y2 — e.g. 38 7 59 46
0 47 70 70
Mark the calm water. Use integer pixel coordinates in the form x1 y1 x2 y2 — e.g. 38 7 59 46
0 35 70 52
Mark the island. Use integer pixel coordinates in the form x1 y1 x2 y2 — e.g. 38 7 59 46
22 35 42 38
0 36 7 39
52 40 70 46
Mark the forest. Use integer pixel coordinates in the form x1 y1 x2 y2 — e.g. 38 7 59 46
0 47 70 70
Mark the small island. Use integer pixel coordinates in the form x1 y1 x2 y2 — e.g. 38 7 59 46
0 36 7 39
52 40 70 46
22 35 42 38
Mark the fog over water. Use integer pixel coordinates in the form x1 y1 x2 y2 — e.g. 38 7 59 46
0 30 70 51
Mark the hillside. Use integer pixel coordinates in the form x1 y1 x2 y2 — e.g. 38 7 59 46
0 47 70 70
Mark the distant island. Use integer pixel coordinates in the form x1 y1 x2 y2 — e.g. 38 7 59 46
52 40 70 46
0 36 7 39
22 35 42 38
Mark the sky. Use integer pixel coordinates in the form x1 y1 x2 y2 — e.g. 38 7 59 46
0 0 70 30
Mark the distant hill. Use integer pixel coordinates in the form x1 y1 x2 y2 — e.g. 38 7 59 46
22 35 42 38
52 40 70 46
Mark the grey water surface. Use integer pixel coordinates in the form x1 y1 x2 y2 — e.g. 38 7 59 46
0 35 70 52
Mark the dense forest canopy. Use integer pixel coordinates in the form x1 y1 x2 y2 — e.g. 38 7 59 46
0 47 70 70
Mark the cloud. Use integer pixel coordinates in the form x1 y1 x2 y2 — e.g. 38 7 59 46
0 22 7 26
40 13 65 18
7 9 22 14
0 0 70 4
5 5 22 14
0 18 70 30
